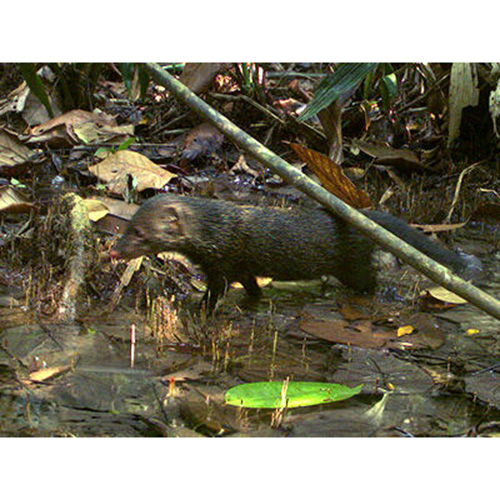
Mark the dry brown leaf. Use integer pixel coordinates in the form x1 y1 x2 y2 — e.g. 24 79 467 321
109 257 143 308
82 199 110 222
0 294 21 307
402 314 444 350
26 364 72 382
0 81 30 116
300 308 443 351
318 100 343 164
411 222 467 233
422 286 467 305
0 128 34 168
337 299 373 321
353 139 428 172
28 110 117 146
230 155 260 177
89 150 177 195
89 196 140 235
32 109 115 134
157 251 193 268
89 196 139 219
0 186 33 214
73 121 134 145
0 75 63 126
300 318 394 349
273 97 304 115
290 142 372 208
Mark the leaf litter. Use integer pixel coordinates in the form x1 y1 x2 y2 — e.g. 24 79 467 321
0 63 499 436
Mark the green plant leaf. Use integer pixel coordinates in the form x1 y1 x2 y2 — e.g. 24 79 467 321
117 137 136 151
18 63 54 118
120 63 135 94
299 63 378 122
87 63 104 94
10 178 26 188
380 73 398 110
160 63 185 74
94 147 112 157
138 65 150 99
225 381 362 409
362 69 376 99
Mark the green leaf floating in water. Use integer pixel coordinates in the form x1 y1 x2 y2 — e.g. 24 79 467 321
225 381 362 409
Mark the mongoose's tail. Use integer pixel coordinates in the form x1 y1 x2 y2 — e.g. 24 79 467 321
363 210 482 280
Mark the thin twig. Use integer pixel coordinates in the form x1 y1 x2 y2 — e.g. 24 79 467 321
445 162 482 223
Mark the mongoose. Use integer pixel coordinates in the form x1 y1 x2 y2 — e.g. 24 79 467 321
110 194 480 311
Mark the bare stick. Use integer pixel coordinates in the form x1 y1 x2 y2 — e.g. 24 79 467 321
144 62 500 321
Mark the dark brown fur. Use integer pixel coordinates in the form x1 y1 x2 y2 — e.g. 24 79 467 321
111 194 479 311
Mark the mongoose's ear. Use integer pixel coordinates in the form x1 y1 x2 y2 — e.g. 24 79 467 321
159 204 187 236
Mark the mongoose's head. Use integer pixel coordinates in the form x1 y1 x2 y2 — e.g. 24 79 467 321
110 196 190 260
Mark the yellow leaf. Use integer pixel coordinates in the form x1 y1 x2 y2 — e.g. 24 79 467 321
232 277 272 289
423 286 467 304
82 199 109 222
466 328 480 336
26 365 71 382
397 325 414 337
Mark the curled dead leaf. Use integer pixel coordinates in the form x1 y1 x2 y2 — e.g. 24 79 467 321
0 186 33 214
422 286 467 305
73 121 134 145
353 139 429 173
0 128 34 169
82 199 110 222
0 81 30 116
28 109 118 146
88 196 139 235
290 142 371 208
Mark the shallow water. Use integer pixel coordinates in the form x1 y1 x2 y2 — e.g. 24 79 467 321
1 229 500 437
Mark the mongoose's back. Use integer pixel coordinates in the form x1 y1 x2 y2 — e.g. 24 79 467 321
111 193 479 310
